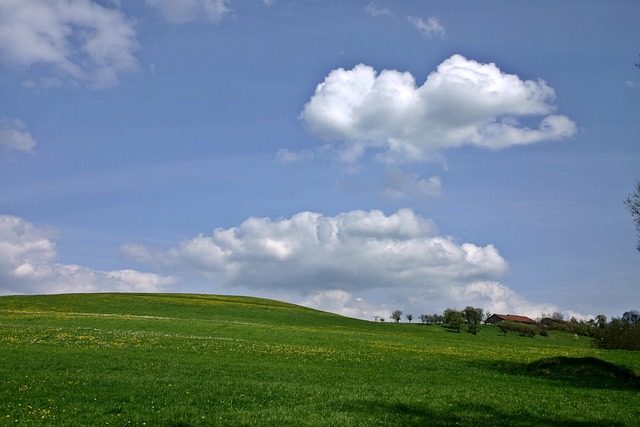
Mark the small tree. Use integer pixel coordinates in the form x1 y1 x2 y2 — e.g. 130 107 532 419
622 310 640 325
463 306 483 335
444 308 464 333
595 314 607 329
624 180 640 252
406 314 413 323
419 314 429 325
391 310 403 323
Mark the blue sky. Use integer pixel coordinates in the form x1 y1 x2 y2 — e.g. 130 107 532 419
1 0 639 321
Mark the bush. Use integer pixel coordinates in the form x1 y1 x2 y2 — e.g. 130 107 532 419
593 319 640 351
496 321 540 337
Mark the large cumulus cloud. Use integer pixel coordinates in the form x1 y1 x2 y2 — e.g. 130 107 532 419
299 54 577 163
0 215 174 294
120 208 570 319
122 209 507 296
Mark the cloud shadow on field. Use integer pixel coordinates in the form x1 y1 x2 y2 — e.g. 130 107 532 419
474 356 639 392
336 400 624 427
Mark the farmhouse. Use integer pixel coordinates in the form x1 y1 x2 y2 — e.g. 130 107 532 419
485 313 536 325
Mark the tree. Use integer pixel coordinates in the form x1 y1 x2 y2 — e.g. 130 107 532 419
624 180 640 252
622 310 640 325
419 314 429 325
595 314 607 329
406 314 413 323
594 317 640 351
444 308 464 333
390 310 403 323
463 306 483 335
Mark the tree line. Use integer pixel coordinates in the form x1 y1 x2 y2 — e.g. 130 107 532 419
377 306 485 335
377 308 639 351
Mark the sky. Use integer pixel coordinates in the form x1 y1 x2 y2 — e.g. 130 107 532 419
1 0 639 321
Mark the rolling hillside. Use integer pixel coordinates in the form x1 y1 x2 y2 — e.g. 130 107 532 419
1 293 638 426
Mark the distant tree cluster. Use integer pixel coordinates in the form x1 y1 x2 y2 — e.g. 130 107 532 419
536 310 640 350
593 310 640 351
539 314 607 337
382 306 483 334
418 313 444 325
381 301 639 351
443 307 483 334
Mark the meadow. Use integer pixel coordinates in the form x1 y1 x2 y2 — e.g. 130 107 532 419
0 293 638 426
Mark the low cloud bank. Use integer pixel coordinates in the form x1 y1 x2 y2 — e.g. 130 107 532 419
0 212 569 320
122 209 562 319
0 215 173 295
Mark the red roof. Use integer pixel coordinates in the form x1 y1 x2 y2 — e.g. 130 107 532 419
493 314 536 324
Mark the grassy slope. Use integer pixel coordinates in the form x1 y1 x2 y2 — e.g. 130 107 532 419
0 293 638 426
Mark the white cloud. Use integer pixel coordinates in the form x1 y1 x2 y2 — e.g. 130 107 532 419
122 208 508 295
299 290 364 319
0 215 174 295
0 0 138 88
0 118 36 153
121 208 577 320
299 282 564 322
276 148 314 163
144 0 229 24
453 281 557 320
364 2 393 18
408 16 445 39
381 167 441 199
0 212 566 321
299 54 577 163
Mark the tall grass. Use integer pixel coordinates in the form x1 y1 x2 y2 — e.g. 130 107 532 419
1 293 638 426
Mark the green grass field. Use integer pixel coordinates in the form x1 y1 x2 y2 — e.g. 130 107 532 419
1 293 638 426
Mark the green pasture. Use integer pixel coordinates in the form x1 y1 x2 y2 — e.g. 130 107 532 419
0 293 638 426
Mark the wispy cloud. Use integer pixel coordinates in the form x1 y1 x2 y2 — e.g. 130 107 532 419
380 167 441 200
408 16 445 39
276 148 314 164
144 0 230 24
364 2 393 18
0 118 36 153
0 0 139 88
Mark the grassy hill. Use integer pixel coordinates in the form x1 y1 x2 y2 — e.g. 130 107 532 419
1 293 638 426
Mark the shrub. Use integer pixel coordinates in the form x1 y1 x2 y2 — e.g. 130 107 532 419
496 321 540 337
593 318 640 351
